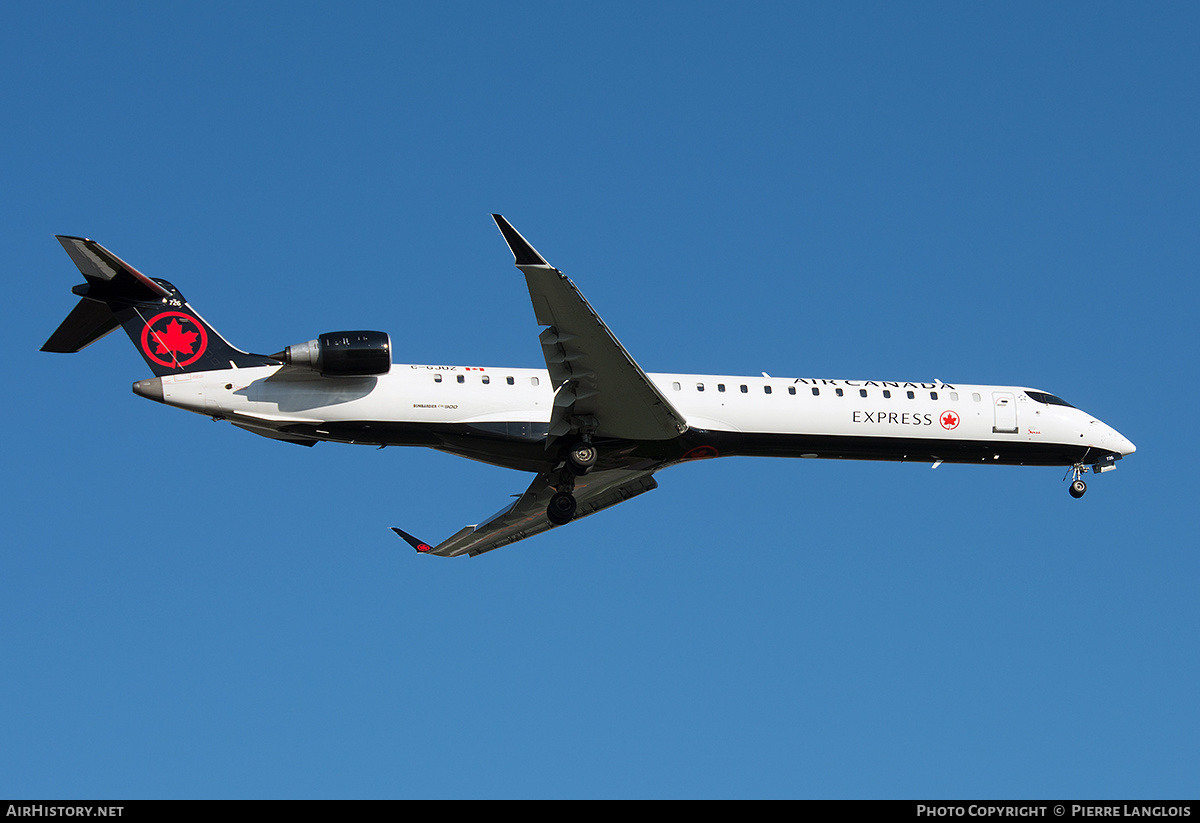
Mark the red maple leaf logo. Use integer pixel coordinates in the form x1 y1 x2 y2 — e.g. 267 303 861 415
140 312 208 369
149 319 198 356
940 411 960 430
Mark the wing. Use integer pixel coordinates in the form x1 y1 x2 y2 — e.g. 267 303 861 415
394 466 659 557
492 215 688 444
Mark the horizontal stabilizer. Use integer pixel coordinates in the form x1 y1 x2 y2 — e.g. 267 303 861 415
55 236 170 302
41 297 120 352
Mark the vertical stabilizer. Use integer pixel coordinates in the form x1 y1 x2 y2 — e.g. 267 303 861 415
43 237 277 375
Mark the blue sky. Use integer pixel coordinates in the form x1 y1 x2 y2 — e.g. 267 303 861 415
3 1 1196 799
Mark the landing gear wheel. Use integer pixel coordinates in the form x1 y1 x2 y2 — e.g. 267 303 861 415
547 491 578 525
1069 479 1088 499
567 443 597 475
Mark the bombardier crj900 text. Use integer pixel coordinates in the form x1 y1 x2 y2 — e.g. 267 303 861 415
43 216 1135 557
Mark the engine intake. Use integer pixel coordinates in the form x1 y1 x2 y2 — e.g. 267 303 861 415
273 330 391 376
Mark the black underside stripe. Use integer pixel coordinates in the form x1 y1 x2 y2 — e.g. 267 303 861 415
277 421 1113 474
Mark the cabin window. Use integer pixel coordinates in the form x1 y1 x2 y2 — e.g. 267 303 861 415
906 390 914 399
672 382 681 391
434 374 443 383
531 377 539 387
696 383 705 392
859 389 868 397
482 375 490 385
972 392 981 402
950 392 959 401
788 386 796 395
718 384 726 393
812 387 820 396
507 376 514 385
836 388 844 397
764 385 772 394
457 374 465 384
740 385 748 393
930 391 938 400
882 390 891 398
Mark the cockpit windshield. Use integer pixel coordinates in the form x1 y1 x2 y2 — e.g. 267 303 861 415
1025 390 1075 408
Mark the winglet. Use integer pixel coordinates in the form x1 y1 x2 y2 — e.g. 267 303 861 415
491 214 550 267
392 528 435 553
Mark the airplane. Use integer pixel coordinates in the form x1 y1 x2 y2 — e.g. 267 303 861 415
42 215 1136 557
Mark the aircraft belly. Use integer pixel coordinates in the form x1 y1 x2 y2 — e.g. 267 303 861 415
684 429 1100 467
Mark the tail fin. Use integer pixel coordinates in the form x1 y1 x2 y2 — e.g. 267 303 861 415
43 236 277 376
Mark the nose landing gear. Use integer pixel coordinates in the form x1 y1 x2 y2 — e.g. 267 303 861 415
1066 463 1088 498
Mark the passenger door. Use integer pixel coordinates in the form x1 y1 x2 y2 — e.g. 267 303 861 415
992 392 1018 433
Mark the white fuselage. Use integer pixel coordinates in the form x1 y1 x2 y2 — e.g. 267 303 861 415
140 363 1135 470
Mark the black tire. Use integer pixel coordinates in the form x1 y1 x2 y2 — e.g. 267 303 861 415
568 444 597 475
1069 479 1087 498
548 491 578 525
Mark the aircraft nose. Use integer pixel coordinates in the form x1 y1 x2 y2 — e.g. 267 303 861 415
1105 422 1135 457
1090 418 1135 458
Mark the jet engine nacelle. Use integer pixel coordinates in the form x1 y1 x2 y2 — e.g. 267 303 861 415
273 330 391 376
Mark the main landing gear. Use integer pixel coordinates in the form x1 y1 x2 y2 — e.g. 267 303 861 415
548 491 578 525
546 441 598 525
567 442 597 475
